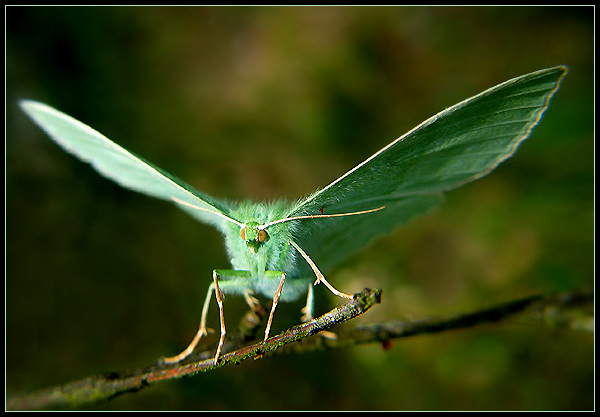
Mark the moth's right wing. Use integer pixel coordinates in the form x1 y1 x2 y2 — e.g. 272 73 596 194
20 100 233 230
287 66 567 275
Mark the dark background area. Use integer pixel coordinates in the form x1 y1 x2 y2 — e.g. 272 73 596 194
6 6 593 410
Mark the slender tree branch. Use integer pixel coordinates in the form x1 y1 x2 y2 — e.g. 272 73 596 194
7 288 381 410
6 288 592 410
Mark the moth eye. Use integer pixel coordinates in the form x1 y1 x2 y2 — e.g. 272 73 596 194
240 227 246 240
258 229 268 243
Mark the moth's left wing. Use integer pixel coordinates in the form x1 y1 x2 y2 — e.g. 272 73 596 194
19 100 232 230
288 66 567 274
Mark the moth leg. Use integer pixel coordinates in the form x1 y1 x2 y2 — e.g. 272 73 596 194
166 270 227 365
210 269 253 363
314 275 353 300
263 272 287 343
301 282 337 340
300 282 314 322
162 279 217 365
290 240 353 300
243 289 260 311
163 269 251 365
212 270 226 364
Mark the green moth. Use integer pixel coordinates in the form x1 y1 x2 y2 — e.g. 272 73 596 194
19 66 567 364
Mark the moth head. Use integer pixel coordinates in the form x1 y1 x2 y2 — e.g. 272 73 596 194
240 222 269 253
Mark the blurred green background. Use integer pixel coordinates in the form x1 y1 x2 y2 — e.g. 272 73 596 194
6 6 593 411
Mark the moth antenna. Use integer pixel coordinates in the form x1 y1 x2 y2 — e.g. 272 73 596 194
289 240 353 300
260 206 385 229
171 197 245 228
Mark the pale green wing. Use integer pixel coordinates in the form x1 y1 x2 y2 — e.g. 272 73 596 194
288 66 567 275
19 100 232 230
